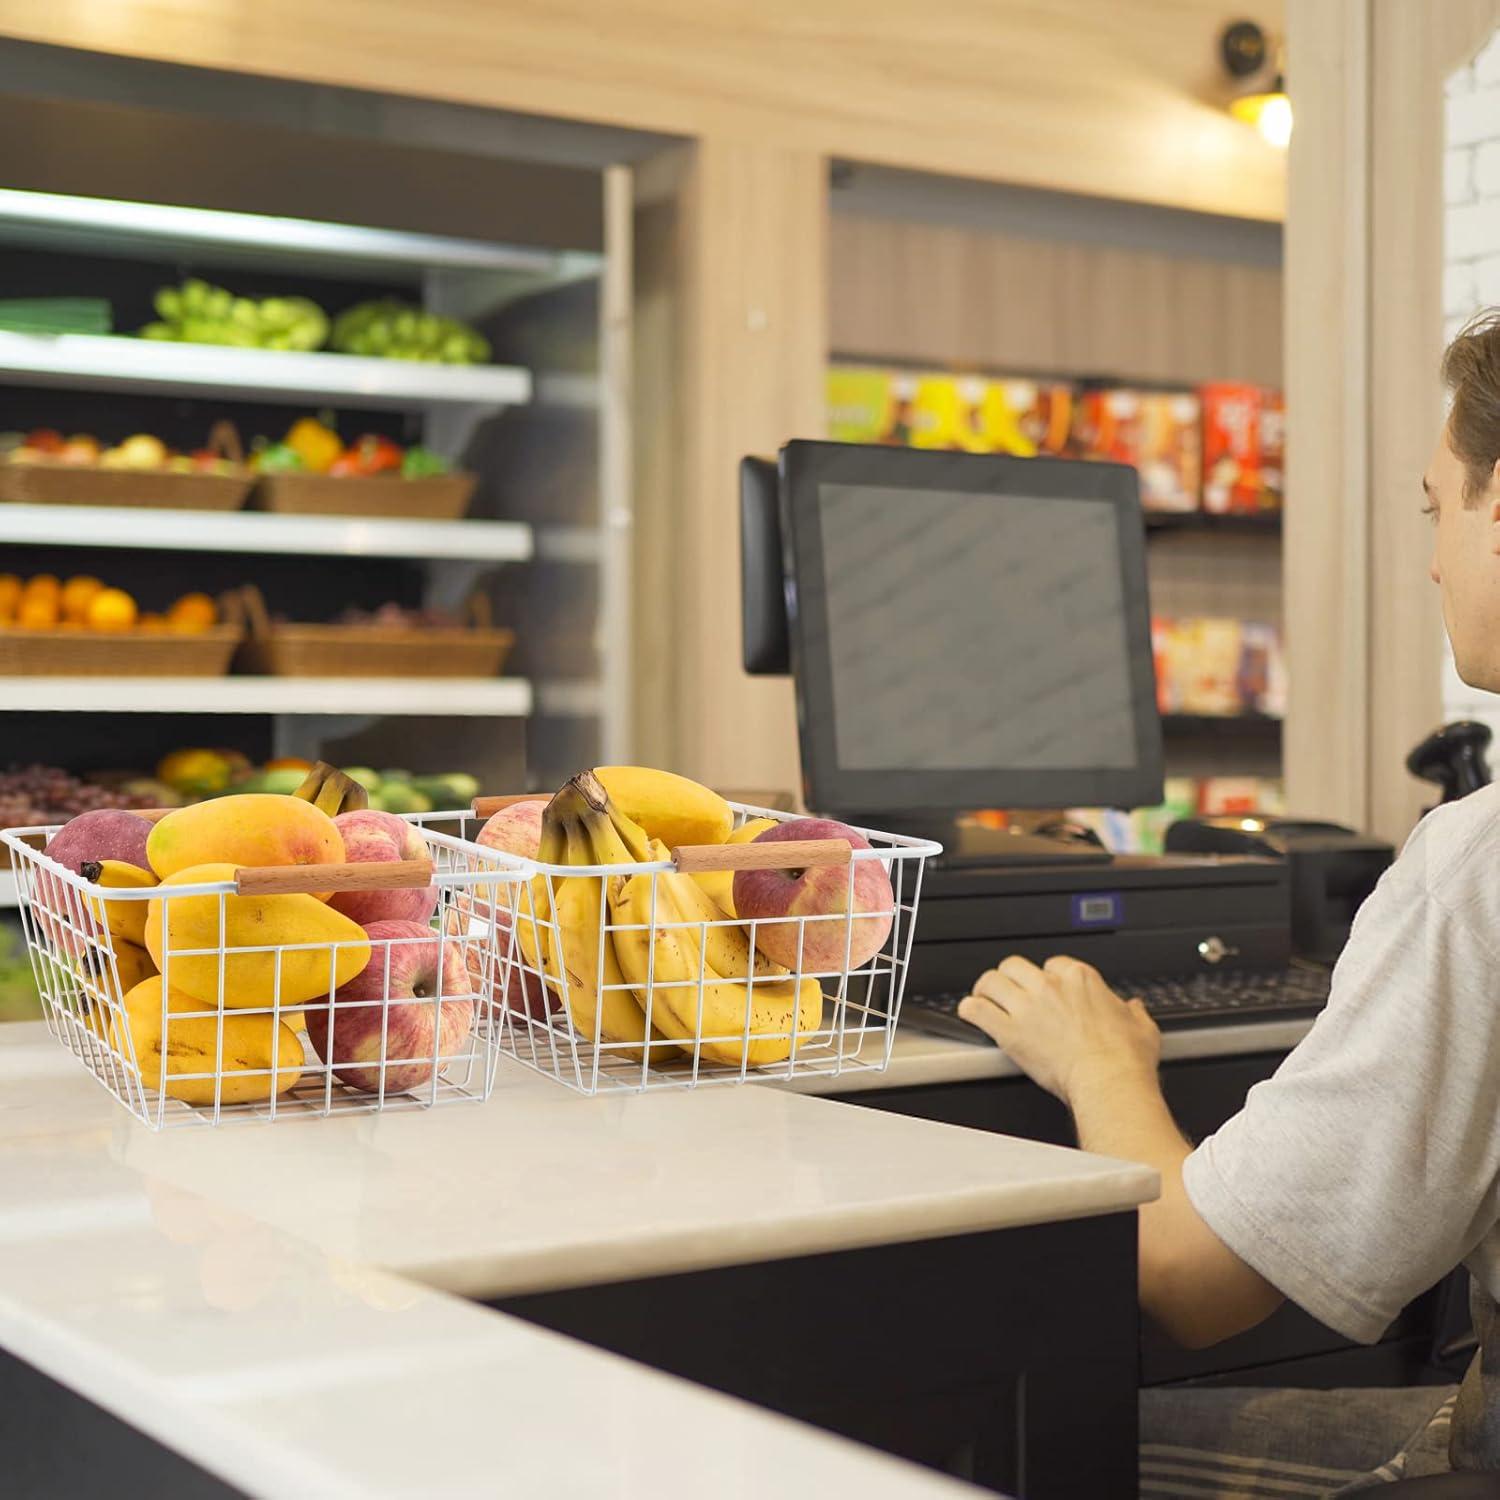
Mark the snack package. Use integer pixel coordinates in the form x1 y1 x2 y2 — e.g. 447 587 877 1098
1151 617 1175 712
980 379 1078 457
908 374 989 450
1199 777 1272 817
1074 388 1201 511
1201 383 1285 513
828 366 897 444
1236 622 1287 717
1172 618 1244 715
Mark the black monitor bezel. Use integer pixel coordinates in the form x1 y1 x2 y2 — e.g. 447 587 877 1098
780 440 1166 817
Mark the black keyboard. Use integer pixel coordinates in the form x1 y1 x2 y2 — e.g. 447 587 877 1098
903 964 1331 1042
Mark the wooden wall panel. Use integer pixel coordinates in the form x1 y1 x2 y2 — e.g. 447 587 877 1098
829 215 1283 387
0 0 1285 221
633 141 826 797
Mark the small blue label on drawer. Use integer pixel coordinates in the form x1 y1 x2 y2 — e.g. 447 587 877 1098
1071 893 1122 929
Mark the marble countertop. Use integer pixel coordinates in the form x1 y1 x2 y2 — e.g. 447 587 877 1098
0 1022 1160 1497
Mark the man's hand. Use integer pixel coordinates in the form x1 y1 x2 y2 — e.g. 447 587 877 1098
958 954 1161 1104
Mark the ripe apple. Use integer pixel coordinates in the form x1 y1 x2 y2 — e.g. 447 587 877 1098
444 908 555 1021
732 819 895 974
306 919 474 1094
468 799 546 919
329 809 438 927
39 809 154 952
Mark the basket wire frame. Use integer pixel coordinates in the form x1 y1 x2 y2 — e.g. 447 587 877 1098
476 803 938 1095
3 812 522 1129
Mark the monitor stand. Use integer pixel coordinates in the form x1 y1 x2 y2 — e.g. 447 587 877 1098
846 813 1114 869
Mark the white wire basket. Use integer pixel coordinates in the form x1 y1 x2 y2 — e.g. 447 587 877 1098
3 811 521 1129
464 796 940 1095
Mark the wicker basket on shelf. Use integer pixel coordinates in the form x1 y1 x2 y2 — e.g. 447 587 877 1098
229 584 514 678
0 423 253 511
252 471 476 520
0 622 241 677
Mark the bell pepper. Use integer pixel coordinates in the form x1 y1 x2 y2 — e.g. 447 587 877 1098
252 441 305 474
284 416 342 474
331 434 402 477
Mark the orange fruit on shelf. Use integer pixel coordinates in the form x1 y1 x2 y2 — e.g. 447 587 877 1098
167 592 217 632
263 757 313 773
86 587 139 632
138 613 171 632
61 575 104 623
0 574 21 618
23 574 60 599
17 594 60 630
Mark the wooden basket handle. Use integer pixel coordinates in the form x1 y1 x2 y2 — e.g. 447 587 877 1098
472 793 547 819
207 419 245 466
670 840 852 874
235 859 434 896
466 592 494 629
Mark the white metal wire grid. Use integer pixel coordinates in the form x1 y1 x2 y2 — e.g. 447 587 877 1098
471 803 939 1095
3 812 521 1129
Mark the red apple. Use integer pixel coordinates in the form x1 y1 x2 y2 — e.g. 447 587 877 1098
466 798 546 920
306 919 474 1094
732 819 895 974
444 908 555 1021
329 809 437 928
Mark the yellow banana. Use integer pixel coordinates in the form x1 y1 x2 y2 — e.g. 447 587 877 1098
609 865 823 1068
80 858 157 947
552 822 673 1062
691 817 777 915
594 766 733 850
512 795 570 991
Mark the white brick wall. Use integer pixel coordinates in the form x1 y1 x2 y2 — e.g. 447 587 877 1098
1444 37 1500 733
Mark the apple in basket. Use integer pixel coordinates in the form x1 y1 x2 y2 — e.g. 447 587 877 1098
466 798 546 921
37 809 155 952
732 819 895 974
306 919 474 1094
443 908 555 1022
329 809 438 927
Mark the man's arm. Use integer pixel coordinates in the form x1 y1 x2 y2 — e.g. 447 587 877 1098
960 956 1284 1347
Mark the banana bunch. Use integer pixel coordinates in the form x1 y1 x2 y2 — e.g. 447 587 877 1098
292 762 369 819
530 771 822 1069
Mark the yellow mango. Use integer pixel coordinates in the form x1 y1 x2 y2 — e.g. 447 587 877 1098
145 862 370 1009
147 795 344 895
111 977 304 1104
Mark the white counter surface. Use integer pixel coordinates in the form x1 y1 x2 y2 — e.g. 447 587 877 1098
0 1022 1158 1498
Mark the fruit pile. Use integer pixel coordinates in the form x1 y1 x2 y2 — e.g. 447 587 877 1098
38 763 480 1104
140 279 329 352
332 300 489 365
250 415 449 479
0 575 218 634
1 428 241 475
154 750 476 814
472 766 895 1068
0 765 158 830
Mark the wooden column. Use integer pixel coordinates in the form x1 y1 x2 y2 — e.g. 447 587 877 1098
632 138 827 797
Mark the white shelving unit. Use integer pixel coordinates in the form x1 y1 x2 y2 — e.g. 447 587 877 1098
0 677 533 717
0 504 534 562
0 332 532 411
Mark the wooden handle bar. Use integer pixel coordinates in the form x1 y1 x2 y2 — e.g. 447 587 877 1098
472 794 547 818
234 859 434 896
670 840 852 874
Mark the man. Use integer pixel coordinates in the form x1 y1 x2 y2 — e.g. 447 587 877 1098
960 314 1500 1495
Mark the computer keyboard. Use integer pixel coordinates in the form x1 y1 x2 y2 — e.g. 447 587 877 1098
903 964 1332 1042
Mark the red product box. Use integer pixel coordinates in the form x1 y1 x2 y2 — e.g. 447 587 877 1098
1074 389 1201 512
1201 383 1285 514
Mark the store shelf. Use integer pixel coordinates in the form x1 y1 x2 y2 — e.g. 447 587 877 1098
1160 712 1283 741
0 677 533 716
0 504 534 562
0 332 532 411
0 188 601 285
1145 512 1282 536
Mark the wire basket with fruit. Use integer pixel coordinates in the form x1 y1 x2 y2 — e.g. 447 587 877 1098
4 763 521 1128
464 767 941 1095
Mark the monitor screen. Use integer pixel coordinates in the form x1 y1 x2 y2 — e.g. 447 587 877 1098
781 443 1164 816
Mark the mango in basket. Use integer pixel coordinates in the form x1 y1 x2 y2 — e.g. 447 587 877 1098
145 863 370 1009
147 794 344 892
111 977 304 1104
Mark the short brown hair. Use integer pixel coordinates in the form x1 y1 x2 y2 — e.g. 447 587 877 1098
1443 310 1500 502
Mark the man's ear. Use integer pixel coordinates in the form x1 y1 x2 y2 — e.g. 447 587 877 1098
1489 464 1500 551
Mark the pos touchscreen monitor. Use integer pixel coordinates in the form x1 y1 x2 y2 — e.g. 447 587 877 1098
779 440 1165 821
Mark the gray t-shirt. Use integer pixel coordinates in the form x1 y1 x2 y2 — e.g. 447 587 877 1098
1184 783 1500 1467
